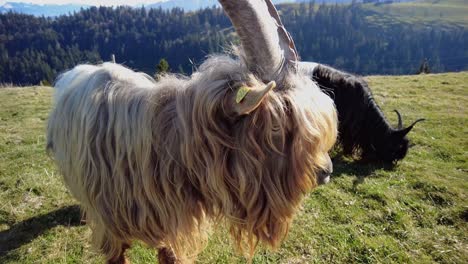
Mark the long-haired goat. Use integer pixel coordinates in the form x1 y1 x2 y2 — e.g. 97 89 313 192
300 62 424 163
46 1 337 263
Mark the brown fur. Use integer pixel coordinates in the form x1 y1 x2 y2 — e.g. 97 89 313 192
47 54 337 262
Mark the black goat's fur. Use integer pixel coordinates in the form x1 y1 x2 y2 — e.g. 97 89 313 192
311 64 424 163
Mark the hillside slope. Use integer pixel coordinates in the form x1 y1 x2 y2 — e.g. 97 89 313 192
1 4 467 85
363 0 468 27
0 72 466 263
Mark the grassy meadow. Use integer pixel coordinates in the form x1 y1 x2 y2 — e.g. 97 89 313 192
362 0 468 28
0 72 467 263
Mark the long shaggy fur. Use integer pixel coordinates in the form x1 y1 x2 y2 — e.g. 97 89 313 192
311 64 420 162
47 55 337 262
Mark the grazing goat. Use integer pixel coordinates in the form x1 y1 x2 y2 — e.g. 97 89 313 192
300 62 424 163
47 1 337 263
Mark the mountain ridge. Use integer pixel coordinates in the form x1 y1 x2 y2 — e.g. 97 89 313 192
0 2 89 16
0 0 359 16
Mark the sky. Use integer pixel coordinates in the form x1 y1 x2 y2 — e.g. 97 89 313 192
0 0 167 6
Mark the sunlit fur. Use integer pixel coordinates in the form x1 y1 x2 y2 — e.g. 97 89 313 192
47 54 337 262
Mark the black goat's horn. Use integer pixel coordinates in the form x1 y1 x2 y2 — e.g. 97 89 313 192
398 118 426 136
409 118 426 128
394 109 403 129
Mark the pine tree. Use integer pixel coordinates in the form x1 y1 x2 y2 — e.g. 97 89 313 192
155 58 170 79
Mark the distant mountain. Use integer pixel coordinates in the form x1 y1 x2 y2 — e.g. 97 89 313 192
0 2 88 17
146 0 303 11
0 1 299 16
147 0 218 11
0 0 360 17
146 0 414 11
0 0 418 17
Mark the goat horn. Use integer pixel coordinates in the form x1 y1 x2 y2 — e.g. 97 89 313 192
394 109 403 129
398 118 426 136
219 0 298 84
409 118 426 128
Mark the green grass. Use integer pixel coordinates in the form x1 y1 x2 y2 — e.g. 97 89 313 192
0 72 467 263
363 0 468 28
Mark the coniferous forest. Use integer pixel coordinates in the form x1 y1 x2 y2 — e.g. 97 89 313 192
0 2 466 85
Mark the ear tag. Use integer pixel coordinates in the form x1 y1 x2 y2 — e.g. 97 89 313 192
236 86 250 103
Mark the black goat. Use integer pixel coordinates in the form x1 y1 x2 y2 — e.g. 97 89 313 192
300 62 424 163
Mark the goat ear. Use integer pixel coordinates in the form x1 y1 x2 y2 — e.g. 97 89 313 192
232 81 276 115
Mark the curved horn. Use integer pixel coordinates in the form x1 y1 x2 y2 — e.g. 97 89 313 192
408 118 426 128
397 118 426 137
394 109 403 129
219 0 298 82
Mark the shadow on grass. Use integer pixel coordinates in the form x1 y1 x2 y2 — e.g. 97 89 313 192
331 155 396 187
0 205 83 257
